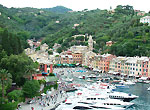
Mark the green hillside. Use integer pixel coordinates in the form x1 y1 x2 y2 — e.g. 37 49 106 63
0 4 150 56
43 6 72 13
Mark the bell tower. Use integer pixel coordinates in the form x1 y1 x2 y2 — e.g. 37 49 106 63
88 35 93 51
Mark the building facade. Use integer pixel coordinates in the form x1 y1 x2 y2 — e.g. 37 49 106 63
140 16 150 24
98 54 116 72
38 60 53 74
72 53 82 64
109 56 150 77
60 55 73 64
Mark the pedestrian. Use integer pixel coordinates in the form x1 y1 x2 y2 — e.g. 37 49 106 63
17 107 19 110
31 107 34 110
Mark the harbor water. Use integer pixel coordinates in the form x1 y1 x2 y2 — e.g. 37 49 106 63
122 83 150 110
54 68 150 110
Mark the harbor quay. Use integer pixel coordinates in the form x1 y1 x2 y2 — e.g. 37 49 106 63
18 67 150 110
18 83 67 110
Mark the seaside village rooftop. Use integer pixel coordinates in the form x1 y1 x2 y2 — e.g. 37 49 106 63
25 35 150 78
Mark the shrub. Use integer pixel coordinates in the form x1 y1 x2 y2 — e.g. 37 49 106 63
49 73 55 76
7 90 23 102
0 102 18 110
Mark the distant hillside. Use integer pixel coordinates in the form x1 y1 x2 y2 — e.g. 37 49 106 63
43 6 72 13
0 4 150 56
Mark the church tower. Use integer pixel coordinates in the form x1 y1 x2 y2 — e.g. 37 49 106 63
88 35 93 51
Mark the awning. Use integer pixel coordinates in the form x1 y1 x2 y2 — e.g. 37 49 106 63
42 72 48 74
53 73 57 76
57 64 62 66
76 70 86 73
62 63 69 66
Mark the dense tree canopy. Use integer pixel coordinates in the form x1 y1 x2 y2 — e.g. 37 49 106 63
22 80 40 98
0 69 12 100
0 53 38 86
0 4 150 56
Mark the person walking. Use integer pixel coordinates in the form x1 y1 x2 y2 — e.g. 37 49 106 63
31 107 34 110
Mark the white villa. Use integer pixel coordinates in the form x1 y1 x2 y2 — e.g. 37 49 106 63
140 16 150 25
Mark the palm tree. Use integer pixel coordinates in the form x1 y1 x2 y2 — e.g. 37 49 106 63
0 69 12 99
25 65 37 80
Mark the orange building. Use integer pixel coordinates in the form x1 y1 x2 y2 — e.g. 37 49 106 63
60 55 73 64
32 60 53 80
72 53 82 64
99 54 116 72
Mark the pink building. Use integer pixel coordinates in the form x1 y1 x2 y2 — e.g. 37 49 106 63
142 59 149 76
39 63 53 74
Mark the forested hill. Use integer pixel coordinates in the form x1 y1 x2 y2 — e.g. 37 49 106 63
43 6 72 13
0 4 150 56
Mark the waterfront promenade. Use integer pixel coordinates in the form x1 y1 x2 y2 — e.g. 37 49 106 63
18 89 67 110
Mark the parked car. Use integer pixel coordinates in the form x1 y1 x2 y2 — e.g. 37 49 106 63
27 100 35 104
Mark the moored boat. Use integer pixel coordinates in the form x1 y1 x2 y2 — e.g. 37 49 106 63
147 87 150 91
108 91 139 102
73 103 93 109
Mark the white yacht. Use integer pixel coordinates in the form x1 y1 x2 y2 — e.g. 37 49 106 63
75 87 138 102
147 87 150 91
73 103 93 109
79 95 134 108
119 80 136 85
78 76 82 79
90 103 125 110
108 91 139 102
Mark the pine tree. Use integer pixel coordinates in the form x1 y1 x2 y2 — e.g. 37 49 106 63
1 29 12 55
